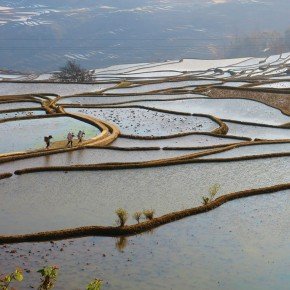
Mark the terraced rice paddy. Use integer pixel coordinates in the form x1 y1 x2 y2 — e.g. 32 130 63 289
0 109 46 119
254 82 290 89
0 116 100 154
226 121 290 140
2 191 290 290
1 157 289 233
105 80 221 94
0 148 206 174
67 107 219 137
110 135 246 148
131 98 290 125
200 142 290 159
0 82 116 96
57 93 207 105
1 54 290 290
0 101 41 110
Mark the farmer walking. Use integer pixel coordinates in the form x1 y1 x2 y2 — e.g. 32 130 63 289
44 135 53 149
66 132 74 148
77 130 85 143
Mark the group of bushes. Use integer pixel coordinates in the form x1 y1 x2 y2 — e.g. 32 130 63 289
116 184 221 227
115 208 155 227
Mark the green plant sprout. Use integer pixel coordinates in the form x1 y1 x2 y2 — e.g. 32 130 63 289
37 265 59 290
86 279 103 290
0 268 23 290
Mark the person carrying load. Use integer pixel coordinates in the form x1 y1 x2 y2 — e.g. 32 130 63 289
44 135 53 149
66 132 74 148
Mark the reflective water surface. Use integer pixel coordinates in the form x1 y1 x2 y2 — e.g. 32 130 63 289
1 190 290 290
0 157 289 233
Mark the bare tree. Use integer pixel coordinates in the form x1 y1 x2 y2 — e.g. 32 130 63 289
52 60 94 82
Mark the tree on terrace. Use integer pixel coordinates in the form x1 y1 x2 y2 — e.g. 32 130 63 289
52 60 94 82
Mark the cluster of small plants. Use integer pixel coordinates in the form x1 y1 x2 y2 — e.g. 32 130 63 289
38 265 59 290
115 208 155 226
0 268 23 290
202 184 221 205
0 266 102 290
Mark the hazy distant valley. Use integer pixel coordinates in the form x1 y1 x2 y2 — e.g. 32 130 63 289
1 0 290 71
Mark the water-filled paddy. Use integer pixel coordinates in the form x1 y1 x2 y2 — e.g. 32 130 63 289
0 110 46 120
105 80 220 94
110 135 245 148
255 82 290 89
226 121 290 140
220 82 249 87
129 58 250 73
0 148 205 174
0 117 100 154
0 157 289 233
58 93 207 105
0 82 115 97
2 52 290 290
0 101 41 110
131 99 290 125
200 142 290 159
120 71 182 78
2 191 289 290
67 107 219 136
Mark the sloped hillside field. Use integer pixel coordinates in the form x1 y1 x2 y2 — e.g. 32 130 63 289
1 55 290 290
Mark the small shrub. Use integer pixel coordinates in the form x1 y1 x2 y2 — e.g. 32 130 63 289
133 211 143 224
143 210 155 220
115 208 128 227
209 184 220 199
86 279 103 290
37 265 59 290
202 196 210 205
0 268 23 290
202 184 221 205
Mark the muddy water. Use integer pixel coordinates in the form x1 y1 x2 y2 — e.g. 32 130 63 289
0 117 100 154
0 157 289 234
1 190 290 290
132 99 290 126
67 107 218 136
0 110 46 120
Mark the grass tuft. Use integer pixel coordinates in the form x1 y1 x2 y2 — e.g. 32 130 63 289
202 184 221 205
115 208 128 227
132 211 143 224
143 209 155 220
